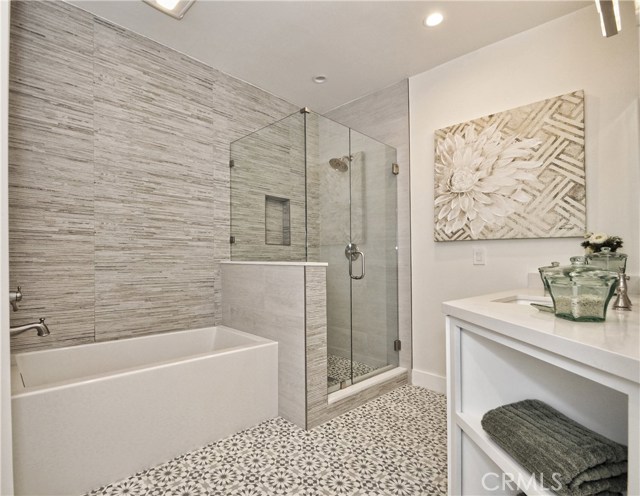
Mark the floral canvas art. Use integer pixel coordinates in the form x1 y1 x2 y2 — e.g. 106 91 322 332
434 90 586 241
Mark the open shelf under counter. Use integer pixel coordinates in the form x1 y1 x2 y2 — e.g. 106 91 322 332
456 412 556 496
444 289 639 496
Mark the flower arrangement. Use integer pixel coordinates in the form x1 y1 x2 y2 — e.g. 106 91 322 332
581 232 623 253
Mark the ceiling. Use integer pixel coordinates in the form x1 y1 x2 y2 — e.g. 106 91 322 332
69 1 592 113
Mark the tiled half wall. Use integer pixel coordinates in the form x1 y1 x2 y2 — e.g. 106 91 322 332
221 262 408 429
8 1 297 352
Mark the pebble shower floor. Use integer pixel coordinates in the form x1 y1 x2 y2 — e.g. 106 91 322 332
86 386 447 496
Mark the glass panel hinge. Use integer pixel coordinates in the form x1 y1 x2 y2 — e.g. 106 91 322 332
394 339 401 352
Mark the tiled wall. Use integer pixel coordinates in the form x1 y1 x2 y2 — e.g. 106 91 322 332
229 113 307 261
221 261 408 430
8 1 296 352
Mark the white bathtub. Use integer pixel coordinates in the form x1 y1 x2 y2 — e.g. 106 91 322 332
11 326 278 496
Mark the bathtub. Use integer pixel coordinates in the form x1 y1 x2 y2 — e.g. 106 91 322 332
11 326 278 496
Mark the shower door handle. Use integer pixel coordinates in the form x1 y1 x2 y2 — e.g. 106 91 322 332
345 243 365 280
350 250 365 280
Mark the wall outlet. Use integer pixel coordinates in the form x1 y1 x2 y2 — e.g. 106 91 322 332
473 247 485 265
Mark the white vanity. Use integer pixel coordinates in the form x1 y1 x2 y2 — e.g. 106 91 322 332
444 289 639 496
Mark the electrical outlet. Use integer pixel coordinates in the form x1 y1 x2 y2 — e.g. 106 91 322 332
473 247 485 265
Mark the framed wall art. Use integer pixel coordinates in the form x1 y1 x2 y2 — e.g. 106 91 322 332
434 90 586 241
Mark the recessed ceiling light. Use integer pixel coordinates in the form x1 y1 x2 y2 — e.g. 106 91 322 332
143 0 195 20
313 75 327 84
424 12 444 28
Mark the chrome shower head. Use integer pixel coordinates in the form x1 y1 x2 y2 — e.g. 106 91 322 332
329 156 350 172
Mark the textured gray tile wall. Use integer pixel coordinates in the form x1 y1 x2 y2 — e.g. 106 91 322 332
230 113 306 261
210 71 298 324
9 0 296 351
9 1 95 351
93 19 217 340
325 80 412 371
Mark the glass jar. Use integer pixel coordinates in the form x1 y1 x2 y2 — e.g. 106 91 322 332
539 257 591 286
586 247 627 273
538 262 561 295
545 270 618 322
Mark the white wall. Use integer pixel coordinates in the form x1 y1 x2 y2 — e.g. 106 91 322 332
410 4 639 390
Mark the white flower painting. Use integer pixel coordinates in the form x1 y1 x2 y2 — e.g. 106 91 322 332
434 91 586 241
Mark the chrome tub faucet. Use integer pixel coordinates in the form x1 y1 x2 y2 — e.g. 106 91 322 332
8 286 51 337
10 318 50 337
9 286 22 311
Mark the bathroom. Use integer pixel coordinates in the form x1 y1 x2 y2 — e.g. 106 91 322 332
0 0 638 495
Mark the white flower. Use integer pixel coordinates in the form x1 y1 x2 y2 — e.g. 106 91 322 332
589 232 608 244
435 124 542 238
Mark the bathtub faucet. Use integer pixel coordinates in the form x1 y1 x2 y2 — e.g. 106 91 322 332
10 318 50 337
9 286 22 311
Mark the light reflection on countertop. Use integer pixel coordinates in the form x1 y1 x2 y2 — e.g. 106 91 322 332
443 288 639 383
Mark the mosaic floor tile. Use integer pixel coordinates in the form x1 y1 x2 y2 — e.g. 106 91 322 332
326 354 376 387
86 385 447 496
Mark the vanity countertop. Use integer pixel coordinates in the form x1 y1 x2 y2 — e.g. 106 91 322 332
443 288 639 384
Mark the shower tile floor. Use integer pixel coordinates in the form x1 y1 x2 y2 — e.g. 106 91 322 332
326 354 376 387
86 385 447 496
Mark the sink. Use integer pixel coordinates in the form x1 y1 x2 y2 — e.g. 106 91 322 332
492 294 553 306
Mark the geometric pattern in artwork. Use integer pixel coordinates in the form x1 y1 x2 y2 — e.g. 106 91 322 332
85 385 447 496
434 90 586 241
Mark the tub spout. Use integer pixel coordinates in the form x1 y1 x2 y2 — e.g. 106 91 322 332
10 318 50 337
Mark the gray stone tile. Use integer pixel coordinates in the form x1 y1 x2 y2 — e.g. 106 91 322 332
9 0 296 350
8 0 95 351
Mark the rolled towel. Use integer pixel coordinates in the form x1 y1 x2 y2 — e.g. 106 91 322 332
481 400 627 496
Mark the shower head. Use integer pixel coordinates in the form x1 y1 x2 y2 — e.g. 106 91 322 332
329 156 350 173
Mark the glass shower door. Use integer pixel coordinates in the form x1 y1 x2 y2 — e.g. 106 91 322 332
348 131 399 384
307 112 354 390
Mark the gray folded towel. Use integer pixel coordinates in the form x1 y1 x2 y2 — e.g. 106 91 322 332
481 399 627 496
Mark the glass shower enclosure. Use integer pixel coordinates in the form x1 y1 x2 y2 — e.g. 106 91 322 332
230 110 398 392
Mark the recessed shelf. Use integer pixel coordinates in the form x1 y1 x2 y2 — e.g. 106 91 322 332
265 195 291 246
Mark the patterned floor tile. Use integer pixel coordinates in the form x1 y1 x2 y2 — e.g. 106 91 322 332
86 385 447 496
326 354 376 387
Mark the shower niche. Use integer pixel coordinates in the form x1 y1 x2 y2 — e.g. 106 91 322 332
264 195 291 246
229 109 401 399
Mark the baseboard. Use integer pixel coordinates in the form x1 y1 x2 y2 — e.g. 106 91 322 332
411 368 446 394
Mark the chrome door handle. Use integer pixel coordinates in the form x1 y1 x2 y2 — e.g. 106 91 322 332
345 243 365 280
349 249 365 280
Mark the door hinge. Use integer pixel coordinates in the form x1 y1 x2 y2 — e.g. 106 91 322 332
229 159 235 168
392 163 399 175
230 236 236 244
393 339 401 352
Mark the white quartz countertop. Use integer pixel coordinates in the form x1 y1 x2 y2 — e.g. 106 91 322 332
443 288 639 384
220 261 328 267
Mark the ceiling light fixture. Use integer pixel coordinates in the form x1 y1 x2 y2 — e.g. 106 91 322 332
424 12 444 28
313 75 327 84
143 0 195 20
595 0 621 37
